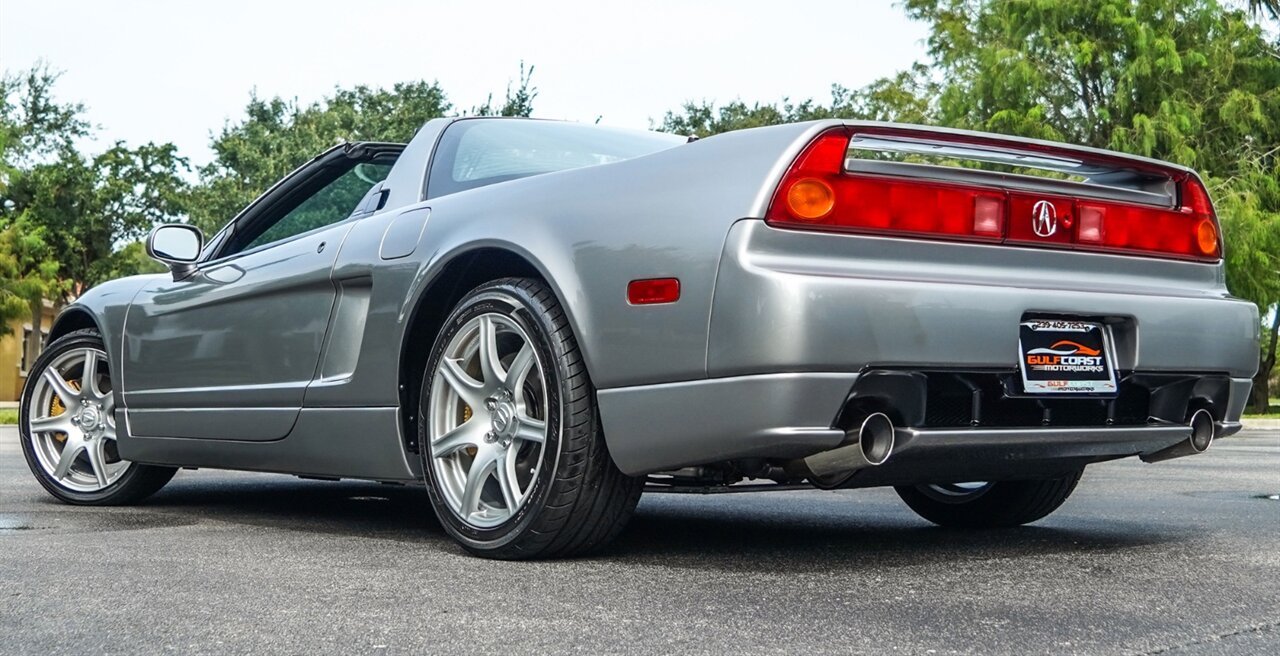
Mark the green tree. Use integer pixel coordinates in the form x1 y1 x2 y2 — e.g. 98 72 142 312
1 62 189 299
187 80 453 234
0 65 85 362
1246 0 1280 20
657 69 937 137
0 64 89 165
188 66 540 235
5 142 188 295
0 215 68 361
470 62 539 118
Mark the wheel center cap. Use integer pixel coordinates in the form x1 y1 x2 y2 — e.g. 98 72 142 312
488 390 519 441
79 405 101 431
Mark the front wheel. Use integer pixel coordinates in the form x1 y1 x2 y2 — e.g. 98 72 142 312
19 329 177 505
419 278 643 559
895 470 1083 528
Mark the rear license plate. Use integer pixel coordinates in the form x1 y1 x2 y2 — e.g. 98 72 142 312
1017 320 1117 395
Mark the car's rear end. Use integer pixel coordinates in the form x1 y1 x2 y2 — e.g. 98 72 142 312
608 122 1258 489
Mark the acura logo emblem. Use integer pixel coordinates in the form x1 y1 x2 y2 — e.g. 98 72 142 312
1031 200 1057 237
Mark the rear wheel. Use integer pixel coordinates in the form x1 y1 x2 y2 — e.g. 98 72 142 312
419 278 643 559
19 329 177 505
894 470 1083 528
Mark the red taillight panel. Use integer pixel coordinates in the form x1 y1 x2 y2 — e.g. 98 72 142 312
1071 177 1220 259
765 128 1222 262
765 131 1007 243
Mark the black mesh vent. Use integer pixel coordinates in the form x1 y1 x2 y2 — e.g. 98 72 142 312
920 371 1155 428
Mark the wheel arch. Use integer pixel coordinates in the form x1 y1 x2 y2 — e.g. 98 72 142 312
396 245 585 453
46 306 102 344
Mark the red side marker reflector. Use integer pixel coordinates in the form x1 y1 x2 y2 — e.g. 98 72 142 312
627 278 680 305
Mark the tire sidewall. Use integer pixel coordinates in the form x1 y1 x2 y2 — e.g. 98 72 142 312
896 470 1082 528
419 283 565 551
18 330 146 504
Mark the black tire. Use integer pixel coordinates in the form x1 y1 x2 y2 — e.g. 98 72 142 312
19 329 177 505
894 470 1083 528
419 278 643 559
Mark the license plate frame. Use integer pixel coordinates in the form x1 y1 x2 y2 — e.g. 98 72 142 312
1017 320 1118 396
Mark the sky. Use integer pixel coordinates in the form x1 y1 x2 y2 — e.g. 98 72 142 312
0 0 928 166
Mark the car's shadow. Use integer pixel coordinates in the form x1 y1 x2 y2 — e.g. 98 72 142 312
134 472 1184 572
144 473 443 543
611 493 1181 574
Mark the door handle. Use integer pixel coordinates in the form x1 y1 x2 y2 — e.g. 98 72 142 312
317 241 326 253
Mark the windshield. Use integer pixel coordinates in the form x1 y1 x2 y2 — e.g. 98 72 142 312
426 120 684 198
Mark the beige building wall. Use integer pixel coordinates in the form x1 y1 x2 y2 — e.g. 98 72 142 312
0 303 57 402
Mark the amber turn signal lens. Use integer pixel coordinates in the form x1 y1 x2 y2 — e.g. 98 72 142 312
786 178 835 220
1195 218 1219 256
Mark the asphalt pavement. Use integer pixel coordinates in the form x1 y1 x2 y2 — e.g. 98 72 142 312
1 426 1278 656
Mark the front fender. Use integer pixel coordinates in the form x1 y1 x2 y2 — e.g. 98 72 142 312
46 275 158 408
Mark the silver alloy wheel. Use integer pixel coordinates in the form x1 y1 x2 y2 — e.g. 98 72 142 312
919 481 993 504
428 312 549 528
26 347 130 492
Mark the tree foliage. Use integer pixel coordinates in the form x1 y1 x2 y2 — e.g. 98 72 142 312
186 80 452 235
0 65 89 165
1246 0 1280 20
188 66 539 235
470 62 539 119
4 141 188 294
0 215 65 325
658 67 937 137
0 64 188 313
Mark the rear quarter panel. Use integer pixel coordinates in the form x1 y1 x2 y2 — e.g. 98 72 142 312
398 121 826 389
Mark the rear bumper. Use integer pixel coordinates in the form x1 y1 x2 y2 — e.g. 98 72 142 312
598 372 1251 475
707 221 1260 378
598 221 1258 476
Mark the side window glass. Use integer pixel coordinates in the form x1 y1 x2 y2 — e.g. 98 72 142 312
242 162 392 252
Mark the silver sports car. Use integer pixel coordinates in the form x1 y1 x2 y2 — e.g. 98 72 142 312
20 118 1259 558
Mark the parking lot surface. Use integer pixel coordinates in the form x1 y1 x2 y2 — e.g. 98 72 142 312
1 426 1278 655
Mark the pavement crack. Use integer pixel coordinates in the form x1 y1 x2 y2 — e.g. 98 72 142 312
1137 620 1280 654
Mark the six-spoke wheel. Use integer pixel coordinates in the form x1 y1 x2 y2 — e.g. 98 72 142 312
19 329 176 504
428 313 550 528
26 346 127 491
420 278 644 559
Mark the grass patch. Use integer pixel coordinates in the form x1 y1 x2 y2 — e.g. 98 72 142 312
1244 401 1280 419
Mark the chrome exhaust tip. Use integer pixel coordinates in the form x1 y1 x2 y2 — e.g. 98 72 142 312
1141 408 1216 463
799 412 896 487
855 412 896 467
1188 408 1215 453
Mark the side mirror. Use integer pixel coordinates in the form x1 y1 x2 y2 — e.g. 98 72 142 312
146 224 203 280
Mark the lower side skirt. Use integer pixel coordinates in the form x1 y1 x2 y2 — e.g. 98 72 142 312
116 406 418 482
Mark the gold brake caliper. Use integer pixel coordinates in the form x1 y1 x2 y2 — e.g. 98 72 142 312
461 404 478 457
47 377 81 443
